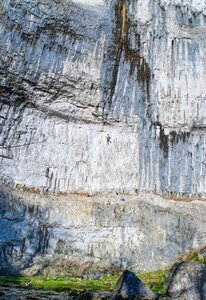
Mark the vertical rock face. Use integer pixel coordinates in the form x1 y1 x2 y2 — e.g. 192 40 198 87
0 0 206 275
0 0 206 197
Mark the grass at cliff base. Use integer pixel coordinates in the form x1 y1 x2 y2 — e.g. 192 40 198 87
0 270 165 295
0 248 205 296
0 275 117 294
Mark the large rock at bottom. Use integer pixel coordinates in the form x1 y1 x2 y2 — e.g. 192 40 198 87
113 270 157 299
164 261 206 299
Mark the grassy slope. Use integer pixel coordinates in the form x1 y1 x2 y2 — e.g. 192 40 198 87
0 270 166 296
0 272 165 297
0 275 120 294
0 248 205 296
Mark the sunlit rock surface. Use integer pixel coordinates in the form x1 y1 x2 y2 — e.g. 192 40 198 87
0 0 206 197
1 186 206 275
0 0 206 274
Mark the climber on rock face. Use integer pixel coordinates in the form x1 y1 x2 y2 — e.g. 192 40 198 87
106 134 112 145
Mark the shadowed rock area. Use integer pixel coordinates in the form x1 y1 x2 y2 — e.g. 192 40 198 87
113 270 156 299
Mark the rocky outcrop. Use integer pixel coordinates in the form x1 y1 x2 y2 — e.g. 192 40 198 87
164 261 206 300
113 270 156 299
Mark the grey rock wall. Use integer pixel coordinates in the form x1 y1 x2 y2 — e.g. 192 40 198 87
1 186 206 275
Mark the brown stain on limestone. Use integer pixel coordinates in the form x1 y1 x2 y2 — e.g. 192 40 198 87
121 1 126 41
108 0 126 106
123 9 151 96
108 0 151 107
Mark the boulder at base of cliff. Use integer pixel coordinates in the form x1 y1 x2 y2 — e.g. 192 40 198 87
113 270 157 299
164 261 206 300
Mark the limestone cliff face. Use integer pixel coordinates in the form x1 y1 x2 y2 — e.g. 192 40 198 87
1 0 206 197
0 0 206 275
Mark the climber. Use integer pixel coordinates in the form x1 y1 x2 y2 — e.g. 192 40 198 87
106 133 112 145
